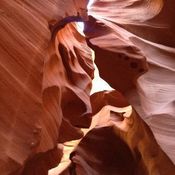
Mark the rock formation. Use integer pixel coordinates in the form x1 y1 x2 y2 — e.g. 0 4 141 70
0 0 174 175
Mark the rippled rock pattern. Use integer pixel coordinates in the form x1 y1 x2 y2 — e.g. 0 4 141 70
0 0 174 175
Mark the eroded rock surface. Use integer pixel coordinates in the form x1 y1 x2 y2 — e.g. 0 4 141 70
0 0 93 174
58 91 175 175
87 0 175 164
0 0 175 175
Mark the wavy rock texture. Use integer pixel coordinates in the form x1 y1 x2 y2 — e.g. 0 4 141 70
0 0 93 174
57 91 175 175
0 0 175 175
87 0 175 163
84 16 148 93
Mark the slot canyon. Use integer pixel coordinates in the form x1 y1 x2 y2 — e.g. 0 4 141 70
0 0 175 174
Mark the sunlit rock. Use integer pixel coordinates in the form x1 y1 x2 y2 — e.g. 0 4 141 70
0 0 174 174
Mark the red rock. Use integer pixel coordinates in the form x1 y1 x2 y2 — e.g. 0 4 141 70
0 0 175 174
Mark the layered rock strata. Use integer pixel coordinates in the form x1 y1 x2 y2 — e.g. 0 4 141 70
0 0 175 175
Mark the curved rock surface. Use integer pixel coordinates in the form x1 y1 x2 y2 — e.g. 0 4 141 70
58 91 175 175
87 0 175 164
0 0 93 174
0 0 175 175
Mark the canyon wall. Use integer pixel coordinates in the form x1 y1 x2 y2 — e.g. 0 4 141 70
0 0 174 174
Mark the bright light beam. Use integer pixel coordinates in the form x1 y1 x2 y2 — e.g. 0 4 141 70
90 50 114 95
87 0 95 9
76 22 85 36
76 0 94 35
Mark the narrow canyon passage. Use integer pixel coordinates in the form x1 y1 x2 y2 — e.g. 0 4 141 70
0 0 175 175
